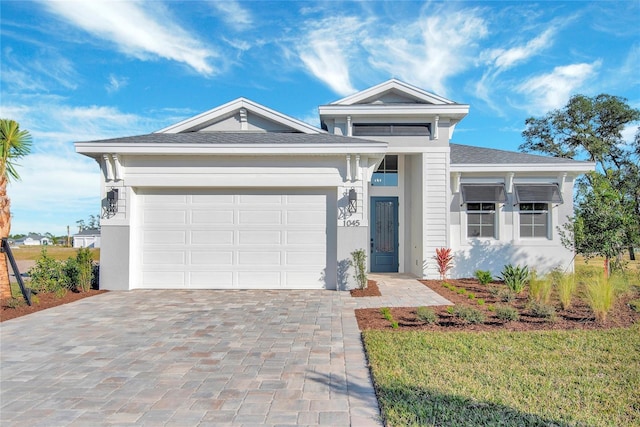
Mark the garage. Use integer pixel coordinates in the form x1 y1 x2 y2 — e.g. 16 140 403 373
135 188 330 289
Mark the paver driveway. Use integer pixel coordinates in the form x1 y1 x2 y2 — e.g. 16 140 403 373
1 290 380 426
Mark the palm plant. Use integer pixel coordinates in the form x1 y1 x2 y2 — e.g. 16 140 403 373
1 119 32 300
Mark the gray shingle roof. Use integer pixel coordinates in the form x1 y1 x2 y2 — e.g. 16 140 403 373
75 228 100 236
450 143 587 165
80 132 386 145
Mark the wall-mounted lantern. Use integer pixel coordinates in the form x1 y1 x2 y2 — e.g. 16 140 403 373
106 188 119 215
348 188 357 213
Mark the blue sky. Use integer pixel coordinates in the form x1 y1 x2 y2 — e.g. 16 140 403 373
1 0 639 236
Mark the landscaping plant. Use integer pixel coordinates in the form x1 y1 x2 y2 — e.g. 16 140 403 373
434 247 454 280
474 269 493 286
554 271 577 309
415 306 437 324
75 248 94 292
28 248 68 294
494 305 520 322
528 301 557 322
453 306 485 324
528 270 552 304
585 276 616 322
350 249 367 289
499 264 529 294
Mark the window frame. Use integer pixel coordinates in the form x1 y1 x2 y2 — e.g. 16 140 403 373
518 202 550 239
466 202 497 239
371 155 399 187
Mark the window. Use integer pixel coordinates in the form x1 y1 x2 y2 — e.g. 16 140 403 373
519 203 548 238
353 123 430 137
467 203 496 238
372 155 398 186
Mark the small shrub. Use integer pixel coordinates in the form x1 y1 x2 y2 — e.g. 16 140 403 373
351 249 368 290
487 304 495 312
585 277 616 322
28 248 67 294
446 306 455 314
499 264 529 294
380 307 392 321
456 288 467 295
391 321 399 329
5 297 25 309
497 288 515 303
529 271 552 304
467 292 475 299
416 306 437 324
434 247 454 280
76 248 94 292
495 305 520 322
453 306 485 324
629 299 640 313
529 301 556 321
554 271 577 310
476 298 485 306
474 270 493 286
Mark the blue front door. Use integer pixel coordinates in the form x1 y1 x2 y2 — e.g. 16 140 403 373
370 197 399 272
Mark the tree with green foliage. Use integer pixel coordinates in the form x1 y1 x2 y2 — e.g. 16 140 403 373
521 94 640 275
1 119 32 301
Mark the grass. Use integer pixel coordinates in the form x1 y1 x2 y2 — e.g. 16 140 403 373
363 327 640 427
8 246 100 261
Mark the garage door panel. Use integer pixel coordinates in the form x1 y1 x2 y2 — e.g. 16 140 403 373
145 210 186 224
191 230 234 245
238 251 281 265
144 230 186 244
143 251 185 265
192 194 234 204
239 210 281 225
238 271 281 287
190 271 233 287
239 230 281 245
192 210 234 224
191 251 233 265
138 190 328 289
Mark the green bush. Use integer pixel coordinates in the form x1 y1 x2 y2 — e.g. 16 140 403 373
474 270 493 286
415 306 437 324
528 301 556 321
453 306 485 324
476 298 485 306
28 248 68 294
497 288 515 303
380 307 392 321
5 297 25 309
467 292 475 299
75 248 94 292
499 264 529 294
495 305 520 322
446 306 455 314
487 304 495 312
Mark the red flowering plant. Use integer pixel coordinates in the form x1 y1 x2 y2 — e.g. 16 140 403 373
434 247 454 280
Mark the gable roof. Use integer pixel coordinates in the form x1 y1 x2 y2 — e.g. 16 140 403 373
450 144 595 173
329 79 459 106
74 228 100 236
157 97 323 134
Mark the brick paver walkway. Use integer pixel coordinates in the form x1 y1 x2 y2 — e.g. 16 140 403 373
1 275 448 426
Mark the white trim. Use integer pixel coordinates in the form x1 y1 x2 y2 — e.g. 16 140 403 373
156 98 323 134
451 163 595 173
319 104 469 119
330 79 456 105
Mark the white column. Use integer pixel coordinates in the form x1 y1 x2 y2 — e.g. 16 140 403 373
355 154 361 181
345 155 352 182
347 115 352 136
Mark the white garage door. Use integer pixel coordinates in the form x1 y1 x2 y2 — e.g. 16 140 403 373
136 189 328 289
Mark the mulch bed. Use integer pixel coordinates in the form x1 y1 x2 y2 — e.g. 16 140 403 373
355 278 640 332
350 280 382 297
1 289 107 322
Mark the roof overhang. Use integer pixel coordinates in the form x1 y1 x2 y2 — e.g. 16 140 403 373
318 104 469 121
450 162 596 174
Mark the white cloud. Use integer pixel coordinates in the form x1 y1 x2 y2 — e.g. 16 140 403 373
365 8 488 97
297 16 364 96
484 28 555 71
41 0 217 75
106 74 128 93
210 0 253 31
2 46 79 92
517 61 601 113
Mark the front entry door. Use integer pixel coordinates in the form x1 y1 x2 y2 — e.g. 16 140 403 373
370 197 399 272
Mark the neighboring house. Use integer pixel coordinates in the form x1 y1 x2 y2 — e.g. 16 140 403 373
15 234 52 246
75 79 594 291
73 228 101 249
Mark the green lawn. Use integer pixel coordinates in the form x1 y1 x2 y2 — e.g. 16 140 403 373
363 327 640 427
9 246 99 261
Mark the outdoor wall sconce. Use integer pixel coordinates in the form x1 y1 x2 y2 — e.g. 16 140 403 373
348 188 357 213
106 188 119 215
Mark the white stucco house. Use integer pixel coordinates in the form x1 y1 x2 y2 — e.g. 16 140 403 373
75 79 594 291
15 234 52 246
73 228 101 249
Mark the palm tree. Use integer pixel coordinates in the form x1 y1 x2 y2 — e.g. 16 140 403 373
1 119 32 301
